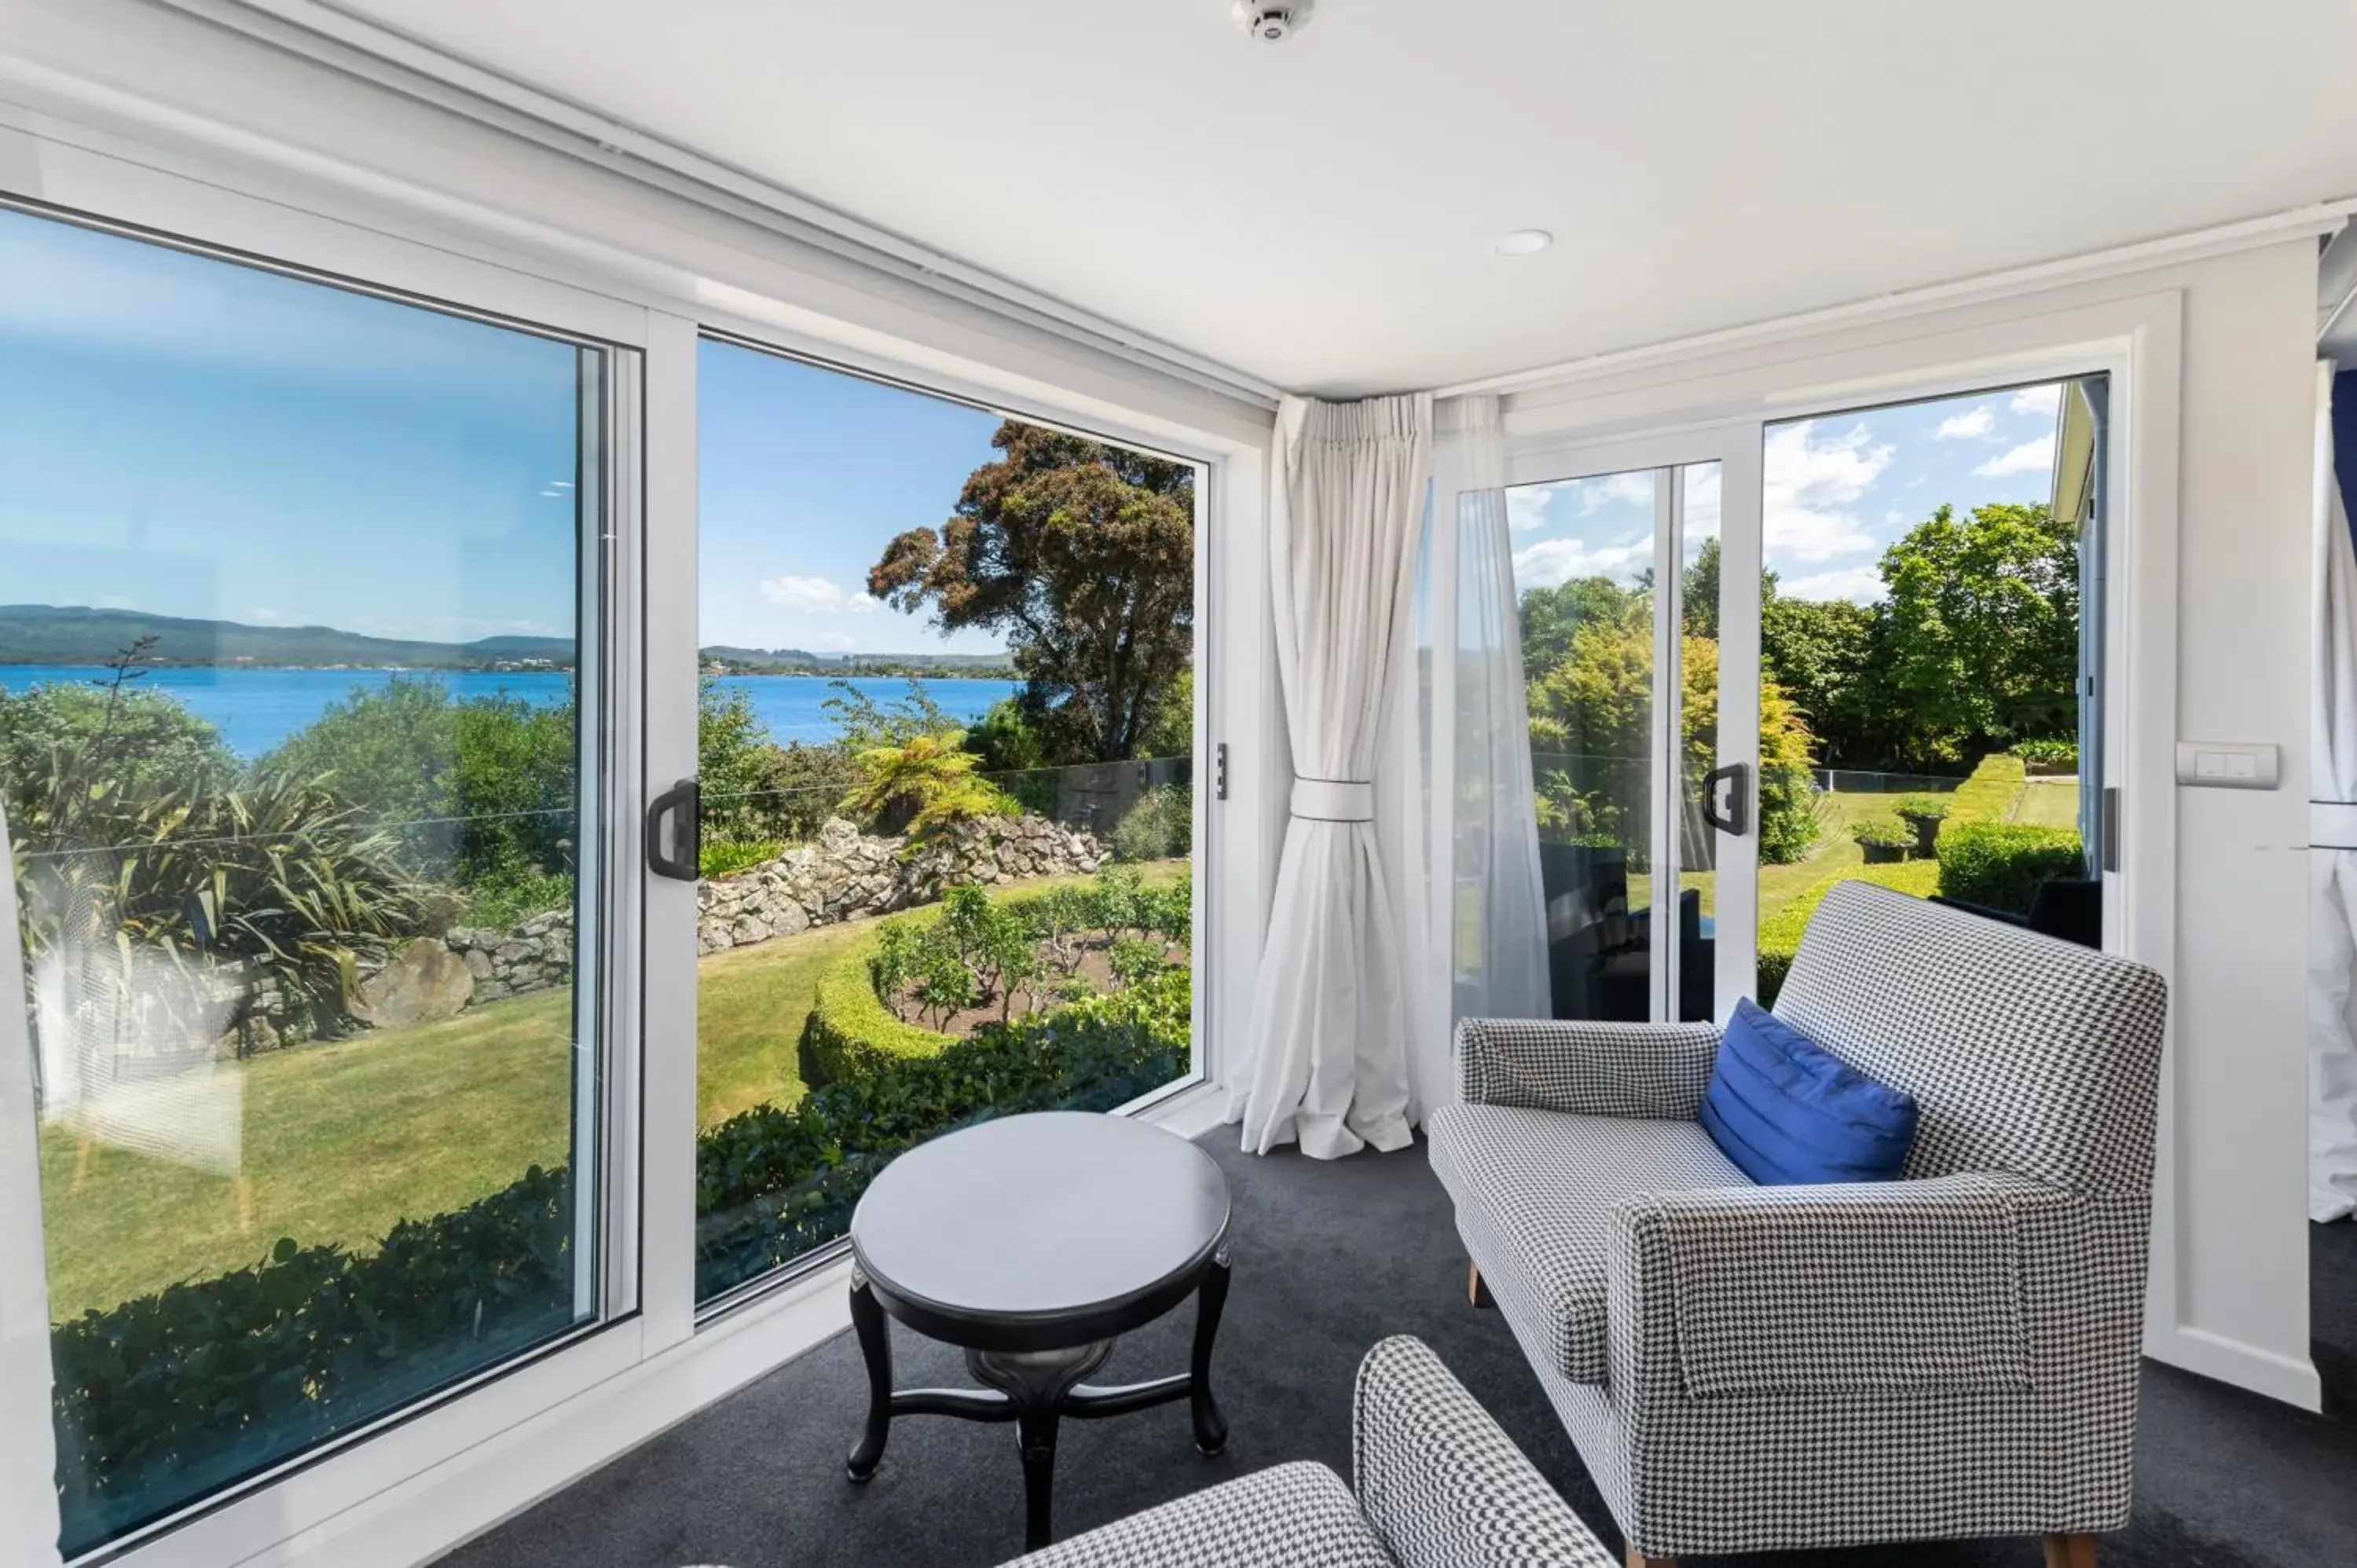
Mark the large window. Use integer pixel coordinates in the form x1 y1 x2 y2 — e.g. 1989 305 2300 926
0 205 616 1554
689 340 1199 1306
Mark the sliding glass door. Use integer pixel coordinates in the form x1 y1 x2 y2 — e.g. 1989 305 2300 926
0 203 626 1555
684 338 1204 1310
1499 445 1743 1024
1493 375 2117 1024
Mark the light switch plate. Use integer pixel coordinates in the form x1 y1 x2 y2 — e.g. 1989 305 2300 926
2174 741 2278 789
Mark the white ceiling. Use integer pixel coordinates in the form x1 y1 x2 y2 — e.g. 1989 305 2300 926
339 0 2357 397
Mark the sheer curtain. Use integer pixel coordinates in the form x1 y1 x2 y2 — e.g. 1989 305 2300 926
0 803 64 1568
2312 360 2357 1222
1230 393 1433 1159
1436 396 1549 1044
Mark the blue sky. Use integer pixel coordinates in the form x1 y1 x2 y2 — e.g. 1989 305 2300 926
1505 383 2067 603
697 339 1009 655
0 207 1014 658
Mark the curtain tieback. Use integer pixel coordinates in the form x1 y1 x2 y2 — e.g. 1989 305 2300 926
1292 776 1374 822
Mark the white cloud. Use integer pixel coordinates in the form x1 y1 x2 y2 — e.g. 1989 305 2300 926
1761 420 1893 562
1974 433 2055 478
1512 536 1649 591
1681 463 1721 543
2009 384 2062 417
244 607 283 624
803 631 858 652
1779 566 1886 604
1506 485 1556 533
1574 470 1654 515
758 575 881 614
1934 405 1995 441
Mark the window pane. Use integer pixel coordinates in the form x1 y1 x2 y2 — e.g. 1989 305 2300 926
1754 383 2095 1002
1673 462 1720 1022
691 340 1197 1306
1507 467 1658 1022
0 207 605 1553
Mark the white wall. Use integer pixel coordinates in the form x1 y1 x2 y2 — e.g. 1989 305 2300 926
1502 237 2326 1406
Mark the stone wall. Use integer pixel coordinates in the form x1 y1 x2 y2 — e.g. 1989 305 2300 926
698 814 1104 955
320 813 1106 1038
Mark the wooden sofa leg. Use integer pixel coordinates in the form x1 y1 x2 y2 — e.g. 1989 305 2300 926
1624 1547 1674 1568
2041 1534 2095 1568
1467 1261 1494 1310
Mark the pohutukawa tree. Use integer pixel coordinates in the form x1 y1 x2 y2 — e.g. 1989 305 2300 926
869 421 1194 763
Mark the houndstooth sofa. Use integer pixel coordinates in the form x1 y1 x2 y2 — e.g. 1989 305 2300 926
998 1336 1614 1568
1429 881 2168 1566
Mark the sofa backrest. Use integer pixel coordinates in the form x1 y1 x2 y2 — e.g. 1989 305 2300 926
1774 881 2167 1195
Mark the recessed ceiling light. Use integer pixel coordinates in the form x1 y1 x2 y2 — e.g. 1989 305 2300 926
1489 229 1554 258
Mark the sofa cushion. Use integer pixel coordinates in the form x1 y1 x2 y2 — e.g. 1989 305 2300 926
1428 1102 1749 1384
1000 1460 1393 1568
1699 998 1918 1185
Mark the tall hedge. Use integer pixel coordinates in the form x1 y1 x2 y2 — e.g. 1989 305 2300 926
1754 859 1941 1006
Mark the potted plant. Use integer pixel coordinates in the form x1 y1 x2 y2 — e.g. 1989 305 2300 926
1892 793 1951 857
1852 815 1915 865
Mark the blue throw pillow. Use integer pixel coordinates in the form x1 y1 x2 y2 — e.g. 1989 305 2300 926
1699 998 1919 1185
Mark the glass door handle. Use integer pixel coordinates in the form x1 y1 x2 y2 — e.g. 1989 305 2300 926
1701 762 1749 836
647 778 701 881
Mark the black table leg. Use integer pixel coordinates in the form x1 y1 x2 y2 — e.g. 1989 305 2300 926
967 1342 1111 1551
847 1267 893 1482
1189 1243 1231 1456
1014 1402 1061 1551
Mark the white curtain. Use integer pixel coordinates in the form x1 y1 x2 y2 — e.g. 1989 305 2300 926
0 804 64 1568
2311 360 2357 1222
1230 393 1434 1159
1435 396 1549 1030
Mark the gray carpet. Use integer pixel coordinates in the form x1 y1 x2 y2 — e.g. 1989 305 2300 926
439 1137 2357 1568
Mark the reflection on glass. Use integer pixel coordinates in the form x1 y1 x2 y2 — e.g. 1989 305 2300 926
1 207 600 1554
691 342 1197 1304
1508 468 1657 1021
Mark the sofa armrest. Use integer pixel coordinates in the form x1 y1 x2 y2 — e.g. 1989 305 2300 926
1454 1016 1720 1119
1352 1336 1617 1568
1607 1173 2077 1398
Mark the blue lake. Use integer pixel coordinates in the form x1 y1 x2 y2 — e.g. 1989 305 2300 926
0 665 1021 759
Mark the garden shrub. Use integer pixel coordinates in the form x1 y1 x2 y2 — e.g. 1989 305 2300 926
1893 793 1950 825
1935 821 2085 914
799 930 958 1090
1754 859 1941 1006
50 1164 577 1552
1850 815 1914 851
1112 782 1193 863
698 838 782 880
2009 737 2080 772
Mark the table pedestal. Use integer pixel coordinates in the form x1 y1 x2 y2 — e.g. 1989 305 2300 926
845 1246 1231 1550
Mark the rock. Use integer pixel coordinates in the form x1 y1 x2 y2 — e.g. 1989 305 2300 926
355 940 475 1030
463 948 493 980
818 817 862 855
773 901 811 937
731 914 775 945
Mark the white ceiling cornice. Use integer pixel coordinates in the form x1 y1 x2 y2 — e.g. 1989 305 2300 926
146 0 1285 408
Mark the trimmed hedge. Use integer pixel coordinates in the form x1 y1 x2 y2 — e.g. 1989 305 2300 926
1754 859 1941 1006
1937 821 2085 914
799 931 958 1090
53 1166 577 1555
1935 753 2026 843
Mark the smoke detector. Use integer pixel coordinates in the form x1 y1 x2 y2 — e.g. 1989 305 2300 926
1233 2 1314 42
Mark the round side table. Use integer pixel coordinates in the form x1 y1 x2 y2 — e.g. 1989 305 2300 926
844 1111 1232 1551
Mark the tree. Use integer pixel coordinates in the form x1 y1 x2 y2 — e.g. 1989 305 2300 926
1877 501 2078 761
869 421 1194 763
1759 592 1884 770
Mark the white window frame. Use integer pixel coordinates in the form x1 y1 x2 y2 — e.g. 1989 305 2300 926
0 79 1269 1568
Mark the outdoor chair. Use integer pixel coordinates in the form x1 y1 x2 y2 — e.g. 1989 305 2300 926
1429 881 2167 1566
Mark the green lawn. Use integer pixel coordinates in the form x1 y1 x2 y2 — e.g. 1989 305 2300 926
2013 777 2081 828
41 860 1188 1321
1670 787 1914 925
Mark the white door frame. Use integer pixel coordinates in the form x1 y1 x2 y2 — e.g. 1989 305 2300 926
1503 422 1763 1024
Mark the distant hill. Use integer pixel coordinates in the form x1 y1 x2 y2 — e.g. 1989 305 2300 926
0 606 574 669
700 643 1014 676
